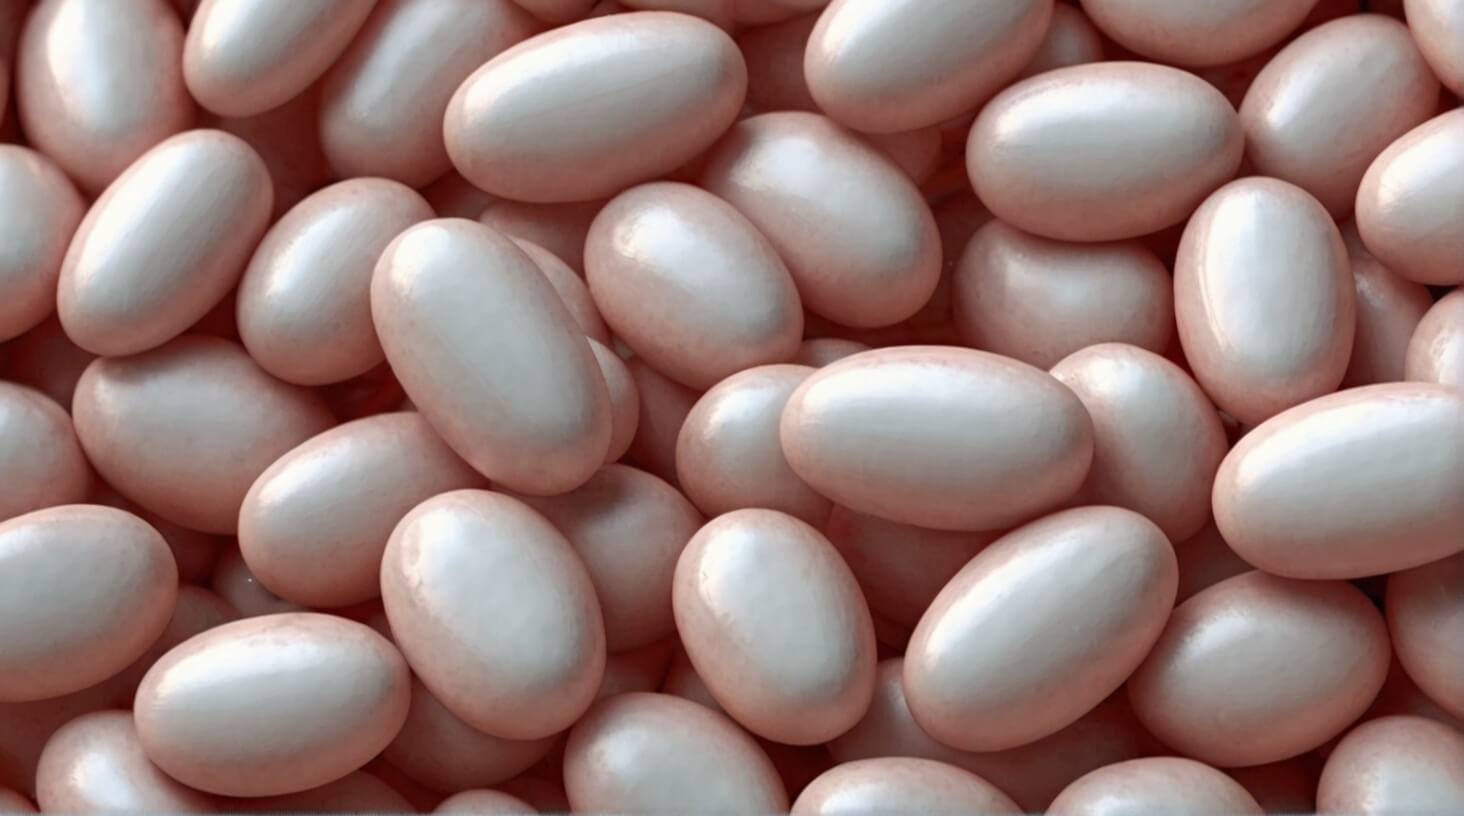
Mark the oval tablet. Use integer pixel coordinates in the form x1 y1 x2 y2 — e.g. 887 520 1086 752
1318 715 1464 814
700 112 941 328
513 239 609 345
57 130 273 357
1406 0 1464 96
673 509 877 745
1386 553 1464 720
1049 757 1262 816
436 790 536 814
320 0 541 186
237 178 434 386
781 346 1093 531
184 0 376 117
239 412 485 609
1239 15 1439 216
1051 344 1227 542
585 183 801 389
0 147 83 342
14 0 192 193
1017 3 1104 79
1174 177 1354 426
794 758 1019 815
1214 383 1464 579
1127 571 1390 767
905 506 1176 752
134 612 409 797
952 221 1173 369
35 710 213 814
1406 289 1464 389
445 12 746 202
1344 255 1433 387
372 219 612 495
563 692 788 814
0 506 176 701
804 0 1052 133
0 383 90 523
381 490 605 739
72 335 334 534
1078 0 1317 67
968 62 1242 242
587 340 638 463
676 364 828 526
1355 109 1464 286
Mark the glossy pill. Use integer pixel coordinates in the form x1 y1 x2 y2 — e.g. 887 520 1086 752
57 129 272 357
700 112 941 328
905 506 1176 752
237 178 434 386
0 383 90 523
435 789 536 814
1049 757 1262 816
1128 571 1390 767
15 0 193 193
513 239 610 346
1174 177 1354 426
0 147 84 342
35 710 214 814
1355 109 1464 286
967 62 1242 242
1079 0 1317 67
1406 289 1464 389
1405 0 1464 96
781 346 1092 531
793 757 1019 815
1344 254 1433 387
1017 3 1104 79
371 219 612 495
381 490 605 740
1317 715 1464 814
184 0 377 117
587 339 639 463
1214 383 1464 579
1386 553 1464 720
72 335 334 534
563 692 788 814
585 182 802 389
134 612 410 796
445 12 746 202
0 505 176 701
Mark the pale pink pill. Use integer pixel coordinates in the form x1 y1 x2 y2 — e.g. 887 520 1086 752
952 221 1173 370
700 112 941 328
1017 3 1104 79
210 545 304 618
57 130 272 357
512 239 609 346
91 482 220 585
204 87 332 220
906 506 1176 752
509 0 595 22
585 182 802 389
0 788 31 813
587 340 638 463
381 490 605 740
676 364 829 526
237 178 434 386
99 585 239 706
71 335 334 534
1345 255 1434 386
825 506 996 629
0 147 83 342
804 0 1053 133
563 692 789 814
967 62 1242 242
781 346 1093 532
1128 571 1390 767
1079 0 1317 67
513 464 701 653
371 219 612 495
793 338 870 367
794 758 1020 815
738 13 819 112
15 0 193 193
1049 757 1262 816
1318 716 1464 814
221 771 414 814
1387 553 1464 720
1405 0 1464 96
184 0 375 117
445 12 745 202
1407 289 1464 389
673 509 876 744
382 677 555 794
0 383 90 523
436 789 536 814
1214 383 1464 579
1356 110 1464 286
0 505 176 702
1174 177 1354 426
134 612 411 797
478 199 602 272
1050 344 1227 542
624 357 701 487
238 412 484 609
320 0 541 186
35 710 213 814
1240 15 1440 216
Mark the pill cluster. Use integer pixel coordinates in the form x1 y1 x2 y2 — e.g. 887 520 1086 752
0 0 1462 813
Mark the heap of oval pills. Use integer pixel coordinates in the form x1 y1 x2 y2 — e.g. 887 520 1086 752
0 0 1462 813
